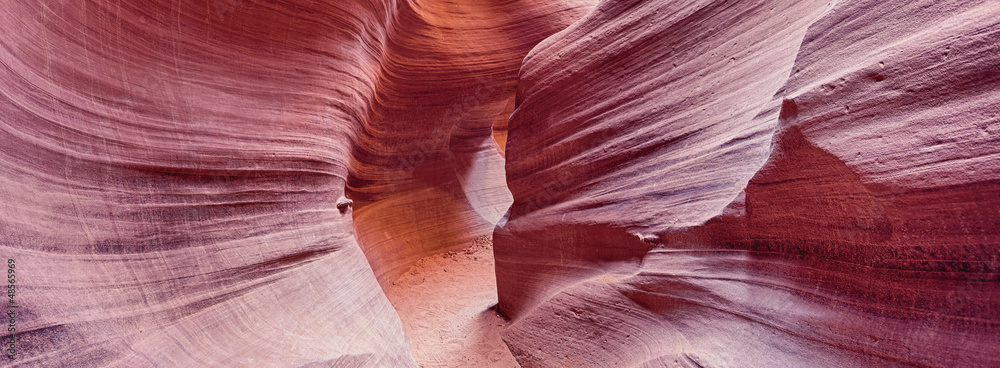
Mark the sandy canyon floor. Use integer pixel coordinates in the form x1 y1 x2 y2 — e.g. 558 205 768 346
385 237 520 368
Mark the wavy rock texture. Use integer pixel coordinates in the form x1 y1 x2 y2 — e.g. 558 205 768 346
3 0 998 366
0 0 588 366
349 0 594 285
497 0 1000 367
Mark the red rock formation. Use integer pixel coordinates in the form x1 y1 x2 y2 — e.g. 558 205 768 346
349 0 594 286
0 0 417 365
497 0 1000 367
0 0 588 365
4 0 998 366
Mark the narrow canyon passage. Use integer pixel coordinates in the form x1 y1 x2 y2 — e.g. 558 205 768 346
385 236 519 368
2 0 998 366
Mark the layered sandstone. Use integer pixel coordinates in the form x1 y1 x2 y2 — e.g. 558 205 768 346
0 0 588 366
497 0 1000 367
2 0 998 367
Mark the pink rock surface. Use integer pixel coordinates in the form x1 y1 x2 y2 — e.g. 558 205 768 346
348 0 593 286
497 0 1000 366
1 0 416 365
0 0 587 366
3 0 998 366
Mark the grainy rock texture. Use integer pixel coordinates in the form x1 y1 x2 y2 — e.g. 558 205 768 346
348 0 594 286
497 0 1000 367
0 0 588 366
3 0 998 367
386 236 519 368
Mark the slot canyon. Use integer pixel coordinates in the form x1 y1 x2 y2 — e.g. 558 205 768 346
1 0 998 367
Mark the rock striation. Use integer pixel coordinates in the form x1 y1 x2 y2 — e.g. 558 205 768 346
2 0 998 366
496 0 1000 367
348 0 594 286
0 0 588 366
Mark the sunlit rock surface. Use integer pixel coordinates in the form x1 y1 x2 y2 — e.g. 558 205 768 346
0 0 588 366
496 0 1000 367
2 0 998 366
348 0 594 286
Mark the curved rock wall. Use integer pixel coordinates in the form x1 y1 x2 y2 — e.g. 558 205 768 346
496 0 1000 366
3 0 997 366
0 0 589 365
0 0 415 365
350 0 594 286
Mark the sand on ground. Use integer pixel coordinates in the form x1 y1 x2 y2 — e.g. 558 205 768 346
385 236 520 368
